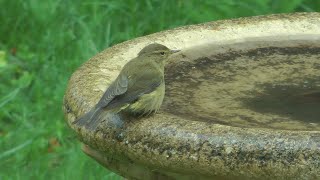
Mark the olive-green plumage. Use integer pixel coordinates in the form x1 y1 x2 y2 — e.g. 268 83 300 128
73 43 179 130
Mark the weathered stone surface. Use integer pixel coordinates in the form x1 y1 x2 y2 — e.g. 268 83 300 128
64 13 320 179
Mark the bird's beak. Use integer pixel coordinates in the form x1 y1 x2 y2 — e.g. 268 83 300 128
171 49 180 53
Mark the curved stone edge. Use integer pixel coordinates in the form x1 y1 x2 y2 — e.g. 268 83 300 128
63 12 320 179
78 114 320 179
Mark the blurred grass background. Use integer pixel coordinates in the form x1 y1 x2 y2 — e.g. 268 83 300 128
0 0 319 179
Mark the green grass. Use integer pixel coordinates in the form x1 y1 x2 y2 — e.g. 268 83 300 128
0 0 318 179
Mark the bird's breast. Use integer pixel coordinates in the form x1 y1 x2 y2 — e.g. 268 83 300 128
127 83 165 114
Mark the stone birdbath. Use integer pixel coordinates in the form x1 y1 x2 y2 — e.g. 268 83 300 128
64 13 320 179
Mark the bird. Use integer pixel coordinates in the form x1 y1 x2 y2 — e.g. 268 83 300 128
73 43 180 130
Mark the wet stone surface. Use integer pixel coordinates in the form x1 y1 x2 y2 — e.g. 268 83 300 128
164 45 320 131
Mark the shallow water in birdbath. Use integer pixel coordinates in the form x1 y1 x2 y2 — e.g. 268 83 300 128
163 38 320 131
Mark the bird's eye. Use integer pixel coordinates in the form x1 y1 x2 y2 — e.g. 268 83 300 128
160 52 165 56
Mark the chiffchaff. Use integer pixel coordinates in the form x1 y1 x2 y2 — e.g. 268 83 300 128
73 43 180 130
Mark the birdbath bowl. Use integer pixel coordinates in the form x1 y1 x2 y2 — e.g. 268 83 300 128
64 13 320 179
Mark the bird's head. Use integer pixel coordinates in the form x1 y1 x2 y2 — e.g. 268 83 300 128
137 43 180 63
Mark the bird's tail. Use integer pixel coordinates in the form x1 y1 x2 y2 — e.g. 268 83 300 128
73 106 105 130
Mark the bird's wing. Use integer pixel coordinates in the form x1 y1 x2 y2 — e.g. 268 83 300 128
97 73 129 108
104 70 163 110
